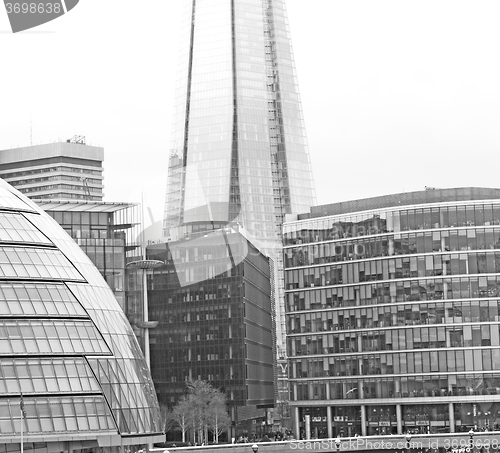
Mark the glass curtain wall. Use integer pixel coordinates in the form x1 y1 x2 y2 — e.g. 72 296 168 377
285 197 500 438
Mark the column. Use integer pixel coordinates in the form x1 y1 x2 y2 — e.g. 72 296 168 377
360 405 367 436
325 383 333 438
230 407 237 440
305 414 311 440
396 404 403 434
294 407 300 439
327 406 333 438
442 237 449 297
395 379 401 397
388 237 395 255
449 402 455 433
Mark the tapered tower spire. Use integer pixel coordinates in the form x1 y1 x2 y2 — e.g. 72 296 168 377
163 0 316 355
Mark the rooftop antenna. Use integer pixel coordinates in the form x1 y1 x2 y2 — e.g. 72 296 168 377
30 114 32 145
67 135 86 144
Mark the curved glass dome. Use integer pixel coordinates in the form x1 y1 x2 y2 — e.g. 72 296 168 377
0 179 163 451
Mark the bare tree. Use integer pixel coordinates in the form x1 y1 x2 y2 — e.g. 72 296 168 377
172 396 191 443
171 380 231 444
188 380 213 444
208 391 231 444
160 404 176 436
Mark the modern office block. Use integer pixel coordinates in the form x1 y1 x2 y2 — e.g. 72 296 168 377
146 229 275 435
162 0 316 356
0 136 104 201
0 179 162 451
284 188 500 438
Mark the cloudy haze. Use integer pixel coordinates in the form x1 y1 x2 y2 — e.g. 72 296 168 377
1 0 499 225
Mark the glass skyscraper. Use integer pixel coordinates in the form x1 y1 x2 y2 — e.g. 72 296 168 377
163 0 316 354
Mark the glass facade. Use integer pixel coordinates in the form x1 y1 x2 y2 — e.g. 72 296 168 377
284 189 500 438
42 202 141 311
162 0 316 356
147 231 275 436
0 179 162 451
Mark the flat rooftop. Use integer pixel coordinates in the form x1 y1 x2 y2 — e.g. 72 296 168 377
299 187 500 220
0 141 104 165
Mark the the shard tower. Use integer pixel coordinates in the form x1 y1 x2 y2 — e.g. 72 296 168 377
163 0 316 355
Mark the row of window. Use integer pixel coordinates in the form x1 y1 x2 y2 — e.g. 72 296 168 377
0 282 85 317
33 193 101 200
284 203 500 245
1 166 102 179
292 375 500 401
286 251 500 290
285 228 500 267
289 325 498 353
149 281 244 303
0 320 109 355
286 276 500 311
152 332 245 348
49 210 110 226
157 368 245 383
299 402 499 423
157 328 241 343
10 175 101 186
0 358 100 395
153 343 245 358
81 244 125 270
0 213 51 245
21 183 102 194
287 300 500 334
290 326 499 355
0 246 84 281
151 305 235 324
0 396 114 435
289 348 500 375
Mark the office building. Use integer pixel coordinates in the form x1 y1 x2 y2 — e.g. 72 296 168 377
0 136 104 201
162 0 317 357
0 179 162 451
284 188 500 438
35 200 140 311
146 229 275 435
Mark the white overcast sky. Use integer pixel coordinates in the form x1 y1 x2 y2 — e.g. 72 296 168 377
1 1 499 225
